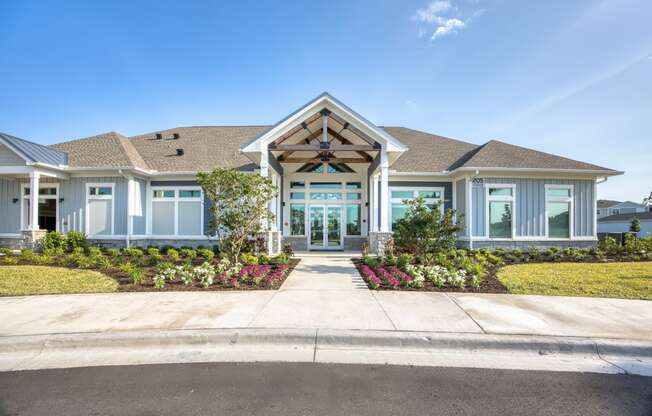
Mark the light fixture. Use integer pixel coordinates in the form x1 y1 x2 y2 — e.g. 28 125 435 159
12 198 18 204
59 198 65 203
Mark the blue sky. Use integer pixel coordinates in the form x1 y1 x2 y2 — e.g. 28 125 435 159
1 0 650 201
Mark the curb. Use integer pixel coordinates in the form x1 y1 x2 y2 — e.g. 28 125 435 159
1 328 651 375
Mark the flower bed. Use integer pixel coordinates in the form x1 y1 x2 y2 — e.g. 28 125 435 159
0 241 298 292
354 236 652 293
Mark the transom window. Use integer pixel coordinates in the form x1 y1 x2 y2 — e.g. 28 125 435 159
546 185 573 239
151 187 203 236
289 181 362 236
390 187 445 230
486 185 515 239
89 186 113 197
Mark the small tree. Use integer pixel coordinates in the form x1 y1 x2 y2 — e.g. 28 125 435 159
392 197 463 256
630 217 641 233
197 168 276 263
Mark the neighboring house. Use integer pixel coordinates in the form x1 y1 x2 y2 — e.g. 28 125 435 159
0 93 623 253
596 200 648 219
598 212 652 238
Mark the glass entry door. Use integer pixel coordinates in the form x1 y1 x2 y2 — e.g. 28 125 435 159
309 205 343 250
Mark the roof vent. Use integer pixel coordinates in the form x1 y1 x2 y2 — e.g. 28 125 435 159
176 148 184 156
155 133 163 140
173 133 180 140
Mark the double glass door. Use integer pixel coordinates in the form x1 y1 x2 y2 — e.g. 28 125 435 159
309 205 342 250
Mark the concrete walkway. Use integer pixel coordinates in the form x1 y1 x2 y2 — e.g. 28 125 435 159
1 252 651 341
1 252 652 374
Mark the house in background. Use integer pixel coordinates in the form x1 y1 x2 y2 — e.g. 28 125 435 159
598 212 652 238
0 93 623 253
597 200 648 219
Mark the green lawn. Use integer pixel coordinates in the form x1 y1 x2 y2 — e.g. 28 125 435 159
497 262 652 300
0 266 118 296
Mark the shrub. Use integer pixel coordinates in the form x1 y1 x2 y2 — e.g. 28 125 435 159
43 247 64 258
630 217 641 233
66 231 88 252
32 254 53 265
166 248 180 262
41 231 66 251
282 243 294 257
273 253 290 265
129 267 145 285
96 256 113 270
124 247 144 257
106 248 120 257
397 253 414 269
88 247 102 257
1 256 18 265
194 262 217 287
197 248 214 261
19 249 35 262
258 253 271 264
239 252 258 265
392 197 463 256
179 248 197 260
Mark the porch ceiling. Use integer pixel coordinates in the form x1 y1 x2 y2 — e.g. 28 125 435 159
268 109 380 165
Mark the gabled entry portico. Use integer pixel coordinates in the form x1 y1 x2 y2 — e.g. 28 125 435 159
241 92 408 252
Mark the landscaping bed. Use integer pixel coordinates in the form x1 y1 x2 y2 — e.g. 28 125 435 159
0 232 298 296
354 237 652 298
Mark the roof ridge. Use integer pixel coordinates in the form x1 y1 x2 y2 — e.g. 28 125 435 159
115 134 149 170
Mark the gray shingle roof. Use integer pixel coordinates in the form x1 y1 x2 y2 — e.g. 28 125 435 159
458 140 618 172
0 132 68 166
52 132 149 170
598 199 621 209
46 126 619 175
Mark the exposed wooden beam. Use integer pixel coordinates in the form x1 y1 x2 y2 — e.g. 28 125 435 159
327 112 377 145
274 144 376 151
283 157 370 164
326 127 376 161
271 112 321 146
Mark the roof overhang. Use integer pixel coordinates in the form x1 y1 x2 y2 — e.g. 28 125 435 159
240 92 408 166
449 166 624 178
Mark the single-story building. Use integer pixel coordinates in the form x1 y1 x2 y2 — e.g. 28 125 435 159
598 212 652 238
0 93 623 253
597 200 648 219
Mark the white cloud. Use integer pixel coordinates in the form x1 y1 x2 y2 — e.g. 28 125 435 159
413 0 483 41
415 1 452 23
431 18 466 39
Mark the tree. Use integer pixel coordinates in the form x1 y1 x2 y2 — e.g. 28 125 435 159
392 197 463 256
630 217 641 233
197 168 276 263
644 192 652 212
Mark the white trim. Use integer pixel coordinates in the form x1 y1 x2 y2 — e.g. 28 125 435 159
148 185 204 237
20 181 60 232
458 236 597 242
0 233 22 239
466 176 472 247
544 184 574 239
85 182 115 236
484 183 516 239
388 185 445 231
307 204 345 250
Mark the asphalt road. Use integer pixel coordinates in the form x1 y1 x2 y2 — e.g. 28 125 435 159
1 363 651 416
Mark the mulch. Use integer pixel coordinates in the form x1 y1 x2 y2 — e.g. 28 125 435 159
1 258 300 292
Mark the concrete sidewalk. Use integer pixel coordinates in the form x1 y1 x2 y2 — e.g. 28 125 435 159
1 253 651 374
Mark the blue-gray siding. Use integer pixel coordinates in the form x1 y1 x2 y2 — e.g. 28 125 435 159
455 178 467 236
0 176 127 235
471 178 595 237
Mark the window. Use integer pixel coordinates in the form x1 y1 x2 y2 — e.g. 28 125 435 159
290 192 305 199
310 192 342 200
486 185 514 239
22 185 58 231
151 187 203 236
389 187 445 230
346 205 361 235
290 204 305 235
546 185 573 239
87 183 114 236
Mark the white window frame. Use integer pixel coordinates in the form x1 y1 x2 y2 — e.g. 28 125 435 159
544 184 574 239
20 183 60 232
85 183 115 236
485 184 516 240
389 186 445 231
149 186 204 237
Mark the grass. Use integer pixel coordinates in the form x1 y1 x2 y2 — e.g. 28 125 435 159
497 262 652 300
0 266 118 296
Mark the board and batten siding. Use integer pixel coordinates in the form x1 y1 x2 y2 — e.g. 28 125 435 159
471 178 595 238
0 177 128 235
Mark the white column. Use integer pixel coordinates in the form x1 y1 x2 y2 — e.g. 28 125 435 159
379 151 390 232
371 174 378 232
28 171 40 231
269 172 278 232
259 151 270 230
